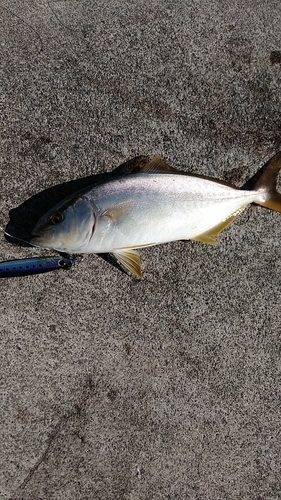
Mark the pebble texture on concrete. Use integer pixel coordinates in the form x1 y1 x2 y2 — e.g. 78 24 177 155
1 1 281 499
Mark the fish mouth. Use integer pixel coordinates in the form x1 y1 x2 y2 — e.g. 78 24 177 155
30 236 45 248
31 229 44 238
30 230 50 248
30 229 43 239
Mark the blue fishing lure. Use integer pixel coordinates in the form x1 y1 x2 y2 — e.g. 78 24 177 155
0 256 73 277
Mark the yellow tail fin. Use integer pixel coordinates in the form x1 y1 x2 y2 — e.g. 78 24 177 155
242 152 281 212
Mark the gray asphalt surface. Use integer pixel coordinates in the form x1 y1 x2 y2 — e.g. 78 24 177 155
1 1 281 499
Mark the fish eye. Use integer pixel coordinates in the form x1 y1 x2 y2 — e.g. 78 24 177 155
50 212 63 225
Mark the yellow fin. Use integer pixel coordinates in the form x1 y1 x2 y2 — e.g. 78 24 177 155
192 233 218 245
101 200 134 222
192 208 245 245
112 249 143 278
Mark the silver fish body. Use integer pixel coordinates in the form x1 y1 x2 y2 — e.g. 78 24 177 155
31 154 281 277
66 174 258 253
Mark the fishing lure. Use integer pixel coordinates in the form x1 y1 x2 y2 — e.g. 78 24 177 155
0 256 73 278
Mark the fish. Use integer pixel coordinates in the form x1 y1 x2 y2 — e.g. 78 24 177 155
31 152 281 278
0 256 73 277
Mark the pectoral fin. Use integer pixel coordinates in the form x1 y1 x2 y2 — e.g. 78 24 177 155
112 249 143 278
100 200 134 222
192 208 246 245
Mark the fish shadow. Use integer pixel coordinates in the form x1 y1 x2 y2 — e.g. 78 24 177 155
4 155 149 272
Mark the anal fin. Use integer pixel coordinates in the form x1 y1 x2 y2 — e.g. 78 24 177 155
192 208 246 245
112 249 143 278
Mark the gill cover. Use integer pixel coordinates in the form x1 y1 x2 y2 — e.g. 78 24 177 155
31 194 97 253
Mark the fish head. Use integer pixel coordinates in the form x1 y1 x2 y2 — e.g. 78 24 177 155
31 193 97 253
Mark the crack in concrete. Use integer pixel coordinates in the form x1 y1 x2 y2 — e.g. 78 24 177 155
1 5 43 54
12 375 96 498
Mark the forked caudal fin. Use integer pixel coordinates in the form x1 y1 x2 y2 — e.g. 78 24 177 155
191 152 281 247
242 151 281 212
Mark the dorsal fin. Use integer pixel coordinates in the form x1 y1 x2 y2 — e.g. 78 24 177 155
113 156 186 175
113 156 150 175
140 156 185 174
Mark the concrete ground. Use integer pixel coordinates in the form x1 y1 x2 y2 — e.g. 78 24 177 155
1 1 281 499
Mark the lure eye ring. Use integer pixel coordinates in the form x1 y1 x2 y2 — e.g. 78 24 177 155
50 212 63 225
58 259 67 268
